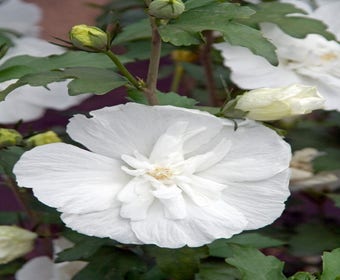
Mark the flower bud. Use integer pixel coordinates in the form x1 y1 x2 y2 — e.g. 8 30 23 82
26 131 62 147
149 0 185 19
69 24 108 52
234 85 325 121
171 49 198 63
0 226 37 264
0 128 23 148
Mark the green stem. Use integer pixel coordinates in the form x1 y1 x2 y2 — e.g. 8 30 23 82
170 62 184 92
200 30 219 106
105 50 142 90
145 16 161 105
3 175 38 229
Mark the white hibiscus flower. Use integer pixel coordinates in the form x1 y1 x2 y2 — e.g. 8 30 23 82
0 0 41 37
0 37 91 124
214 2 340 111
14 103 291 248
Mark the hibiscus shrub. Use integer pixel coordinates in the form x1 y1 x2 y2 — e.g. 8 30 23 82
1 0 340 279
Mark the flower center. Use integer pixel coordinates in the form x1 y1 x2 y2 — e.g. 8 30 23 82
147 166 174 180
320 52 337 61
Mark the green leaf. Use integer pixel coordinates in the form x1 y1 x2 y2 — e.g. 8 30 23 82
56 237 112 262
196 262 241 280
0 67 127 100
313 148 340 172
141 267 168 280
159 2 255 45
73 247 146 280
145 246 208 280
327 194 340 208
0 260 23 277
289 272 317 280
209 233 286 258
321 248 340 280
158 1 280 65
226 245 287 280
240 2 334 40
114 19 151 44
128 90 198 108
289 222 340 257
0 51 130 81
220 22 277 65
0 211 21 225
0 147 25 176
0 51 132 99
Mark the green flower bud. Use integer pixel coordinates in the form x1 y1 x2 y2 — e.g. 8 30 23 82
149 0 185 19
0 128 23 148
26 131 62 147
69 24 108 52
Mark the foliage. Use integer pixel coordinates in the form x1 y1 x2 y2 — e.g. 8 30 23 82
1 0 340 279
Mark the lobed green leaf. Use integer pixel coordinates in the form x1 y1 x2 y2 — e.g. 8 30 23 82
226 244 287 280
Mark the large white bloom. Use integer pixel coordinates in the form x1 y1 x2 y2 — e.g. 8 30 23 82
0 37 91 124
15 238 86 280
14 103 291 248
0 0 41 36
214 2 340 111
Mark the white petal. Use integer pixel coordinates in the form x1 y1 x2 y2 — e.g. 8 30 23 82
183 139 231 173
117 177 149 203
0 0 41 36
121 154 152 170
149 121 188 163
5 37 64 61
120 194 154 221
177 175 226 206
313 2 340 41
0 81 90 124
0 96 45 124
17 81 90 110
61 207 141 244
222 170 290 230
199 121 291 182
131 201 247 248
14 143 129 214
118 179 155 221
214 42 301 89
15 257 54 280
67 103 223 160
152 186 187 219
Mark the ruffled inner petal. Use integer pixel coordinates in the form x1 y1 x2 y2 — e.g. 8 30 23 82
152 186 187 219
149 121 188 163
131 200 247 248
183 139 232 173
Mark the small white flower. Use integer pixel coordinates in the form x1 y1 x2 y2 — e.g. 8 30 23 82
214 3 340 112
0 226 37 264
290 148 338 190
14 103 291 248
234 85 325 121
15 238 86 280
0 0 41 36
0 37 91 124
